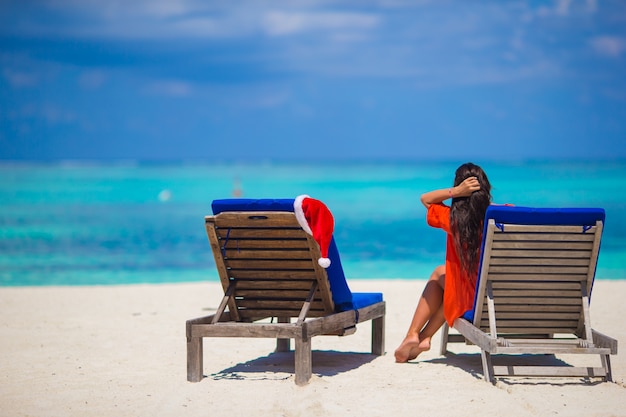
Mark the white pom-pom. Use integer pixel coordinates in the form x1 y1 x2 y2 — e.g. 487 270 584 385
318 258 331 268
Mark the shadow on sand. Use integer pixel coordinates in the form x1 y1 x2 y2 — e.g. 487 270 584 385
210 350 378 381
421 352 605 386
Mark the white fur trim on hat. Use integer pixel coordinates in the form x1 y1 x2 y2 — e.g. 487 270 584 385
293 194 312 234
293 194 334 269
318 258 331 268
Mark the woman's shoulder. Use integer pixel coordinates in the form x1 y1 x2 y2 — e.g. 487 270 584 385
428 202 450 213
427 202 450 228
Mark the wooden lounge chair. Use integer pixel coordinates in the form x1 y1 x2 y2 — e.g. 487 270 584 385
186 198 385 385
440 205 618 383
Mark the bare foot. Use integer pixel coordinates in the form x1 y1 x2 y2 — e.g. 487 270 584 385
407 338 431 360
394 336 431 363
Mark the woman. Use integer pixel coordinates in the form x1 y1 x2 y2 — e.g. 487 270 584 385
395 162 492 363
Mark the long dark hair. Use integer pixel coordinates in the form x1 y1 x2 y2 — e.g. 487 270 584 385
450 162 492 277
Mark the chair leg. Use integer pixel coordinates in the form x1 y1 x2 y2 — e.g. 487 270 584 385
440 323 449 355
187 334 203 382
276 338 291 352
276 317 291 352
371 315 385 356
481 351 495 384
602 354 613 382
294 335 312 386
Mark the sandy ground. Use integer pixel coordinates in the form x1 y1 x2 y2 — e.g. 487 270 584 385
1 279 625 417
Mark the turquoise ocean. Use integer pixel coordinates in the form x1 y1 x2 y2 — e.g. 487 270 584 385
1 160 625 286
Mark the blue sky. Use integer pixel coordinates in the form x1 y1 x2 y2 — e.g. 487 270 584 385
1 0 625 161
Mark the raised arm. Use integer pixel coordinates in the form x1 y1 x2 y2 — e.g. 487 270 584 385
420 176 481 209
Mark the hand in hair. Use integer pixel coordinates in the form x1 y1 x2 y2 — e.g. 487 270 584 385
454 176 480 198
420 174 483 209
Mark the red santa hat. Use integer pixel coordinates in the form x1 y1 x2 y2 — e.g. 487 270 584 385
293 195 334 268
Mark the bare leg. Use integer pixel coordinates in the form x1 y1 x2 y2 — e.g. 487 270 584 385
412 303 446 359
394 265 446 363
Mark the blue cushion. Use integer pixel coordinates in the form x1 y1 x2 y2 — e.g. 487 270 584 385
463 206 605 322
482 205 605 227
211 198 382 312
212 198 295 213
352 292 384 309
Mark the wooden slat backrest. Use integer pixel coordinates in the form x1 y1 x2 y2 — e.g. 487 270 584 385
205 211 335 321
473 219 603 337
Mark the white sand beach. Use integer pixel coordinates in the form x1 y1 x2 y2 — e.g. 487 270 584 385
1 279 625 417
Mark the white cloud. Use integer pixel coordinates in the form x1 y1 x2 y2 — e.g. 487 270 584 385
144 80 192 97
4 0 623 88
586 0 598 12
535 0 597 18
15 1 380 41
44 0 194 20
590 36 626 58
244 90 292 109
167 16 241 39
41 104 77 124
78 70 107 89
556 0 572 16
131 0 194 18
3 69 38 88
262 11 379 36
